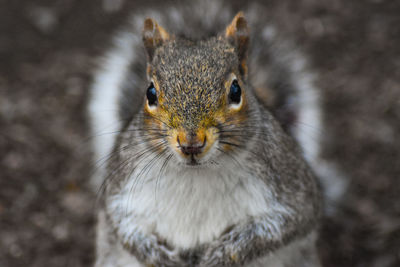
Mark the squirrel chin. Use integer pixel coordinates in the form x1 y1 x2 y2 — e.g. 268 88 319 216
178 158 220 169
186 155 202 166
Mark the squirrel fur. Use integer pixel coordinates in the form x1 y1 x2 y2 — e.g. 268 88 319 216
89 1 346 266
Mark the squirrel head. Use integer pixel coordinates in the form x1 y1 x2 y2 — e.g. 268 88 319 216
141 13 253 166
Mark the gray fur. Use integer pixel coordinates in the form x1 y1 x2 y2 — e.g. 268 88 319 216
91 0 324 266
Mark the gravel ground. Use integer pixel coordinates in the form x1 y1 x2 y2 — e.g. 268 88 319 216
1 0 399 266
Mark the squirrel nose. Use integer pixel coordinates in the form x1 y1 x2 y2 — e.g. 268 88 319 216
177 136 207 156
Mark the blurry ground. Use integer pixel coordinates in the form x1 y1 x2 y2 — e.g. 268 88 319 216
0 0 399 266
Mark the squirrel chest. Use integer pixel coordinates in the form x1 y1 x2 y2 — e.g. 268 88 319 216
107 155 286 249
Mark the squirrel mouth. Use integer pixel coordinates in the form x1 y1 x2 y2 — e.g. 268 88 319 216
187 154 201 166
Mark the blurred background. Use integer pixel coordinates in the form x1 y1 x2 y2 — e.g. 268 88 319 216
0 0 399 266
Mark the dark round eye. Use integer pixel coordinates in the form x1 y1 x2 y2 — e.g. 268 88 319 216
228 79 241 104
146 83 157 106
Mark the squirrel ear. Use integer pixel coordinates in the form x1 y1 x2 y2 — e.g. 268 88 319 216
142 18 170 61
225 12 249 76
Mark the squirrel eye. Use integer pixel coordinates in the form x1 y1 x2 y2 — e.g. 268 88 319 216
228 80 241 104
146 83 157 106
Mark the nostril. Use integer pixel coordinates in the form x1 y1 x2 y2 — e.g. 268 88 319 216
181 145 201 155
179 137 207 156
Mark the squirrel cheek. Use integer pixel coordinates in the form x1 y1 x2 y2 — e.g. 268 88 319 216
166 129 182 156
202 127 218 154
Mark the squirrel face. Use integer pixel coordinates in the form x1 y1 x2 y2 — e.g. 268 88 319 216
141 13 253 166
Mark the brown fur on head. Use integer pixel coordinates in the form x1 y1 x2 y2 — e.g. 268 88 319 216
141 13 253 165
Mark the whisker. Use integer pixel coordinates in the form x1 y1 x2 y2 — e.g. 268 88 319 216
219 140 242 148
96 139 167 206
91 135 168 177
155 153 173 204
127 143 169 214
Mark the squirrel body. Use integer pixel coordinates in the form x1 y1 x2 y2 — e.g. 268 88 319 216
88 1 345 266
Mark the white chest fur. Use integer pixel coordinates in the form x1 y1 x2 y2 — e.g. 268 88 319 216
107 163 280 249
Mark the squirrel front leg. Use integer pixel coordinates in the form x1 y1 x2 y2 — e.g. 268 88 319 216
198 214 318 267
104 211 186 267
116 230 192 267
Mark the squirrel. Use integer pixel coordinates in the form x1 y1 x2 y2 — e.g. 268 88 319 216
88 1 346 266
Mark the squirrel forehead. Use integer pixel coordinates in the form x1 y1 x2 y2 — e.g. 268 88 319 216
152 38 238 88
